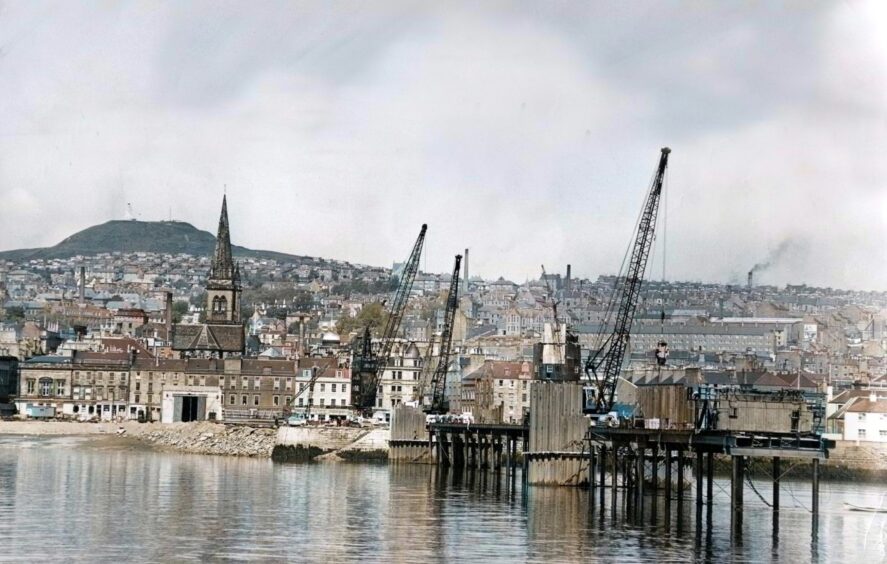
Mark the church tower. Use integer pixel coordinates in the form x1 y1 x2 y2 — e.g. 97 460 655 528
171 195 245 356
206 195 241 323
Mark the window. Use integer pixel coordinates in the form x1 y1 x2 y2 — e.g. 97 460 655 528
274 378 280 390
285 396 292 406
229 395 235 405
26 379 35 394
859 429 867 439
242 378 248 389
331 383 336 392
880 430 887 438
330 399 336 407
242 395 248 405
298 398 304 407
253 379 261 390
135 381 141 391
273 396 280 406
56 380 66 396
253 395 260 406
134 394 140 404
342 384 347 393
39 378 53 397
320 398 325 406
320 383 325 392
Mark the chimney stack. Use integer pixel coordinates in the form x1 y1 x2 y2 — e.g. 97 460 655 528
165 291 173 342
747 270 753 290
565 264 572 293
79 266 86 305
463 248 469 295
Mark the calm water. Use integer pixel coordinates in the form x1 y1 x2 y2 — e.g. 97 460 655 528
0 435 885 562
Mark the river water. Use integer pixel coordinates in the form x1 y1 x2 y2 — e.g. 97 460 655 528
0 435 885 562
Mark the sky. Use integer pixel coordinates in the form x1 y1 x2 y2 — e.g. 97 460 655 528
1 1 885 290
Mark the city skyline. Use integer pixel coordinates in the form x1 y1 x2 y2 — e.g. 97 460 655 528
1 2 885 289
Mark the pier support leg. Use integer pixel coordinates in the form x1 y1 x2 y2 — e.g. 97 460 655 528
664 448 672 525
650 445 658 524
706 451 714 505
812 458 820 516
611 445 619 518
589 444 596 490
636 447 645 517
772 457 780 512
731 455 744 533
677 450 685 503
599 445 607 505
695 450 703 507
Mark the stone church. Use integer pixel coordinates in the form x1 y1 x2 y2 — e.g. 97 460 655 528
172 196 245 356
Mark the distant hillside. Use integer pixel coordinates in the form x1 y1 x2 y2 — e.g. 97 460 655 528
0 220 309 263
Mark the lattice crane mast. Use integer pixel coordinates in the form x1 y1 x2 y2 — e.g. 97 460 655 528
585 147 670 414
351 224 427 413
425 254 462 414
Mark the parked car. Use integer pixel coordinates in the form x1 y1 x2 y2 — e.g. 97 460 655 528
286 413 308 427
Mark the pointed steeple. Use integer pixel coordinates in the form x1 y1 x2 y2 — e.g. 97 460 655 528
211 195 236 281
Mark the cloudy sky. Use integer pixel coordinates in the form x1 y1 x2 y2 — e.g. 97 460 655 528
1 1 885 289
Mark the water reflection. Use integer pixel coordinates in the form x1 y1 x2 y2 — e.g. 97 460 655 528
0 436 885 562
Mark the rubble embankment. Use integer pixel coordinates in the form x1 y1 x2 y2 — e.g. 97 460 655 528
0 420 277 457
134 422 277 457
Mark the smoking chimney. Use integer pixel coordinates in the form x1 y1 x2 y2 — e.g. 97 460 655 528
565 264 572 293
79 266 86 305
747 270 753 290
165 291 173 342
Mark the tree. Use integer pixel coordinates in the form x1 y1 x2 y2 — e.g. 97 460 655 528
336 302 389 337
172 301 189 323
3 306 24 322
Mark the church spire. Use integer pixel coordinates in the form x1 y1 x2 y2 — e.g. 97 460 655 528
211 195 236 281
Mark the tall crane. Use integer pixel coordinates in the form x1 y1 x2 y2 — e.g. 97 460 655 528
585 147 671 414
351 224 427 413
424 254 462 414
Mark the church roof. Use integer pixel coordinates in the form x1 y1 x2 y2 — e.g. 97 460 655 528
171 323 245 353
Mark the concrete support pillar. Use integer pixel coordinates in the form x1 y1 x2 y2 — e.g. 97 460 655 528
812 458 820 516
731 455 744 524
664 448 672 526
695 450 704 506
677 450 685 503
589 444 596 490
772 457 780 512
706 451 714 505
611 445 619 517
635 448 645 517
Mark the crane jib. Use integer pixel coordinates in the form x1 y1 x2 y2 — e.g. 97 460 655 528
586 147 670 414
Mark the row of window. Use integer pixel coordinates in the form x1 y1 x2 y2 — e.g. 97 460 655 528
227 395 347 407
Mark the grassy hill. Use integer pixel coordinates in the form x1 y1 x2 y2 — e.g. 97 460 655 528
0 220 309 263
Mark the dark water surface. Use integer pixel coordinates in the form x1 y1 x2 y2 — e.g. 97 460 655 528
0 435 885 562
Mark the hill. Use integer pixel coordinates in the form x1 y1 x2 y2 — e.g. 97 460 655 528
0 220 309 263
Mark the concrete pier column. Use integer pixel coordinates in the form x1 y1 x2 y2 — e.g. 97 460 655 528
636 448 645 517
731 455 744 524
611 445 619 517
599 445 607 505
664 448 672 526
677 450 685 503
812 458 820 516
695 450 704 506
706 451 714 505
772 457 780 512
589 445 596 490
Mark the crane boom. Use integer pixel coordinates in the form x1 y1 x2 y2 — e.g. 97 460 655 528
351 224 427 412
425 254 462 414
586 147 670 413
